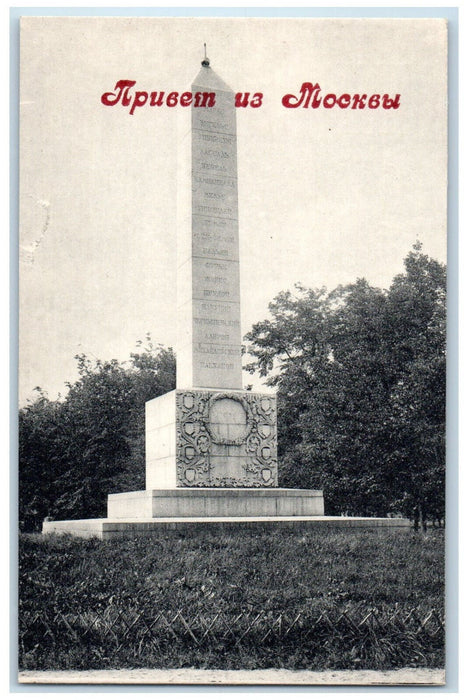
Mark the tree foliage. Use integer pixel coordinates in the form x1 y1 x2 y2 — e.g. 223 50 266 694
245 245 446 523
19 338 176 530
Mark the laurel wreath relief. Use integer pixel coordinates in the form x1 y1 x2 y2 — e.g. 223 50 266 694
175 390 277 487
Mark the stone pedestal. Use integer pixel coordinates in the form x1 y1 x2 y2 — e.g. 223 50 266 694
43 515 411 540
108 488 324 519
146 389 278 489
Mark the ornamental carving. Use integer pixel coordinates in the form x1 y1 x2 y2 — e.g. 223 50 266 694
175 390 277 487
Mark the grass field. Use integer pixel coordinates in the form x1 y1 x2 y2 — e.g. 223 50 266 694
18 528 444 671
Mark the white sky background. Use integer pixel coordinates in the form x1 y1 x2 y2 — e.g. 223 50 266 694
19 17 447 405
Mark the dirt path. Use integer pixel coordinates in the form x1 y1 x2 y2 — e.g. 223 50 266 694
18 667 444 686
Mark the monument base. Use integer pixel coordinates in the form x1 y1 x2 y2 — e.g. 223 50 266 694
145 389 279 489
42 485 413 539
107 487 324 519
41 486 412 539
42 515 411 540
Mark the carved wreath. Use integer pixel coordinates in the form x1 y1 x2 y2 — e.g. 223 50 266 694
204 393 254 446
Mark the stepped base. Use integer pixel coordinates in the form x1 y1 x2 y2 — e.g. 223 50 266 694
42 516 411 540
42 488 411 539
107 488 324 519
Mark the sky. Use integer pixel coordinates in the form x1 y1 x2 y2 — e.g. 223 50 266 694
19 16 447 405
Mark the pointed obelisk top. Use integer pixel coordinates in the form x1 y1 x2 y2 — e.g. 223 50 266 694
192 44 233 93
201 42 210 67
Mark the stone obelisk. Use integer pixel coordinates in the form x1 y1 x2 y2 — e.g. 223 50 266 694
177 55 242 391
140 55 280 492
101 55 322 522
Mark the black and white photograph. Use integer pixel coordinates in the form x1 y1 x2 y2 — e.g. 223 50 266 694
17 14 448 686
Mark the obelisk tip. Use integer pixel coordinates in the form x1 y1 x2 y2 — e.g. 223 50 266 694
201 42 210 67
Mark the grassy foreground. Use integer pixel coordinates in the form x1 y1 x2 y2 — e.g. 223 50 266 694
19 528 444 671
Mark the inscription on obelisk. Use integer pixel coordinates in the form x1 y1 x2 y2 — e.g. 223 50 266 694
177 60 242 390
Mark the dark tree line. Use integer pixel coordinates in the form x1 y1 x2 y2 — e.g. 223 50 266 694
19 245 445 531
245 244 445 526
19 338 176 530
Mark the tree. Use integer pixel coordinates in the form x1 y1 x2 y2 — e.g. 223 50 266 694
19 338 176 530
245 245 446 520
19 390 63 531
383 245 446 528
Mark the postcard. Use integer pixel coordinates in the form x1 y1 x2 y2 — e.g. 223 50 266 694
18 16 447 686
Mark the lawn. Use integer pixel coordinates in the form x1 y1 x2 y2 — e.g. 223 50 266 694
18 527 444 671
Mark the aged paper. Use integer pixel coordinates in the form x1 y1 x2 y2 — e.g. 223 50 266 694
19 16 447 685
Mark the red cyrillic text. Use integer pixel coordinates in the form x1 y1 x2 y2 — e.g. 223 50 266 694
281 82 401 110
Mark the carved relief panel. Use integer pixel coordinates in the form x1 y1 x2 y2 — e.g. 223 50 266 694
175 390 278 487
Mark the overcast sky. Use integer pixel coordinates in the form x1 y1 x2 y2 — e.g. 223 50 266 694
19 17 447 405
